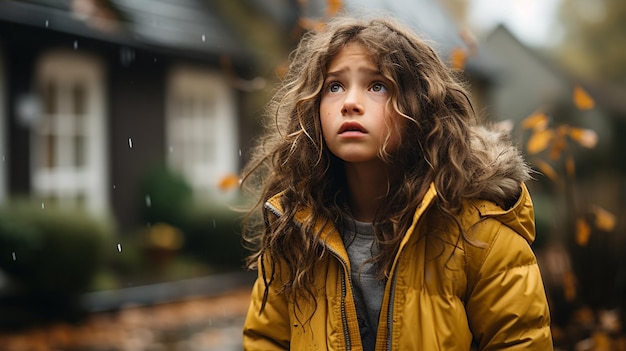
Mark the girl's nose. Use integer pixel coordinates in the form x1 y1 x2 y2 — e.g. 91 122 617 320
341 90 364 115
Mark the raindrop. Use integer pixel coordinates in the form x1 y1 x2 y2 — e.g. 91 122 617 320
212 219 216 228
238 149 242 156
41 202 45 209
117 243 122 252
45 20 49 28
128 137 133 148
154 58 157 62
11 252 16 261
2 155 5 162
168 146 173 153
202 34 206 42
145 195 151 207
73 40 78 50
113 184 116 190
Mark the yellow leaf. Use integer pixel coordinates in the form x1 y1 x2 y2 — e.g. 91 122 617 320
534 159 560 183
450 48 467 71
569 127 598 148
562 270 577 302
592 206 616 232
218 173 241 191
521 112 548 131
326 0 343 16
565 155 576 178
298 18 326 32
576 218 591 246
573 85 595 110
548 136 567 161
526 128 554 154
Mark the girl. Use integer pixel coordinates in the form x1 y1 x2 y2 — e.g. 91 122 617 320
241 16 553 350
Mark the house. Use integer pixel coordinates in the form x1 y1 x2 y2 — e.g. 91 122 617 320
0 0 298 231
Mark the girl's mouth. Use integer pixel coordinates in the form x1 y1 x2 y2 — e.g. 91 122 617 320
338 121 367 134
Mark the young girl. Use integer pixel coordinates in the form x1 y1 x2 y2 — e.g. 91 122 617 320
241 16 553 350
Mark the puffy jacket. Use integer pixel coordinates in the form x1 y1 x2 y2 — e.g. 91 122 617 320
243 181 552 350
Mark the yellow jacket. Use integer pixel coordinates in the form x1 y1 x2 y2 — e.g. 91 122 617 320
243 183 552 350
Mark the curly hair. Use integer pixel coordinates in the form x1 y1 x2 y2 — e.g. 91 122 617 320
241 16 527 307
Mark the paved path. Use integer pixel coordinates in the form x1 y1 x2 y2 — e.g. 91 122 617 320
0 272 256 351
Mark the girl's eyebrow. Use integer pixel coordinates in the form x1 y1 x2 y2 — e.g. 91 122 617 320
326 67 383 79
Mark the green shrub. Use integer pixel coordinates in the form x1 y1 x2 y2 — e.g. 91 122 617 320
0 202 110 294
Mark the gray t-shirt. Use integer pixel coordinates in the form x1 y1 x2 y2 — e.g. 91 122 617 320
341 218 385 351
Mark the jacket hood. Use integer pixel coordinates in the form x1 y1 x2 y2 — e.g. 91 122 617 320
471 183 536 245
466 125 532 210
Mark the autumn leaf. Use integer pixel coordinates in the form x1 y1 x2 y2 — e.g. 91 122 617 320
534 159 560 183
218 173 241 191
592 206 616 232
562 270 577 302
573 85 595 110
450 48 467 71
548 136 566 161
565 155 576 178
326 0 343 16
527 128 554 154
521 112 549 131
298 17 326 32
576 218 591 246
569 127 598 148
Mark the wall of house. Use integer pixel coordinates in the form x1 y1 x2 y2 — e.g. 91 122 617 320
108 50 167 231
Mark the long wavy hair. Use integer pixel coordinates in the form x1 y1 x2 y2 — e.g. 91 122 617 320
241 16 521 308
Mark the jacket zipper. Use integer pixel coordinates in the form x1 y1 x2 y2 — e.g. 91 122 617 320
386 271 398 351
263 202 353 350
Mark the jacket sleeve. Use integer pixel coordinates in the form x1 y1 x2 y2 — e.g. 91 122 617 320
465 222 553 350
242 257 291 350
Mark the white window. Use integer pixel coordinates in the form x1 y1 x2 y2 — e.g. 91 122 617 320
32 51 108 213
166 66 238 201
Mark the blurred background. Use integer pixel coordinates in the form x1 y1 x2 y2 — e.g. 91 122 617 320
0 0 624 350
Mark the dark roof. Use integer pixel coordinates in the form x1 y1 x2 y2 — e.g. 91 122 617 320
0 0 247 60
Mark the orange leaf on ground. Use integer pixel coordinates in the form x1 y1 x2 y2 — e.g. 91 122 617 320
573 85 595 110
527 128 554 154
576 218 591 246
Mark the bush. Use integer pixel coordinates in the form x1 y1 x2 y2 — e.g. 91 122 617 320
0 202 109 293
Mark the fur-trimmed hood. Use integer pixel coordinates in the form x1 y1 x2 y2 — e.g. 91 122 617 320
466 125 531 210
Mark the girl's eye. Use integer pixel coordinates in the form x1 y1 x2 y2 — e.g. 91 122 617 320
371 82 387 93
327 82 343 93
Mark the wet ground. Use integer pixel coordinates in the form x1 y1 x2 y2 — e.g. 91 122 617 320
0 287 251 351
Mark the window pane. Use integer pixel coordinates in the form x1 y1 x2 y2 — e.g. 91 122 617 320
39 133 56 168
43 80 57 114
73 82 86 116
74 134 85 167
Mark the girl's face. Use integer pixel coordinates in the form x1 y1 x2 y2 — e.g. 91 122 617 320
320 42 401 165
